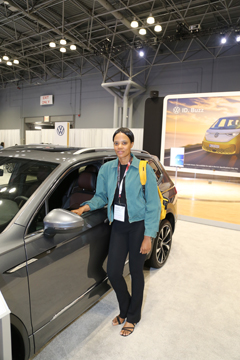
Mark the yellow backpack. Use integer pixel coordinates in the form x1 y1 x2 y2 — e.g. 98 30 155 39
139 160 168 221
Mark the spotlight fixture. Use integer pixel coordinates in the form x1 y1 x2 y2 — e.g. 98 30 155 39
7 61 12 66
60 38 67 45
60 47 66 53
139 28 147 35
49 41 56 48
13 59 19 64
131 18 139 28
70 44 77 50
154 24 162 32
221 36 227 44
3 55 9 61
139 50 144 57
147 14 155 25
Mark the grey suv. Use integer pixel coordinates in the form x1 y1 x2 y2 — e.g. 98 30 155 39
0 145 177 360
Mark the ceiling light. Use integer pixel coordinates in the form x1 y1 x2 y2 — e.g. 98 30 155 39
60 38 67 45
49 41 56 48
147 14 155 25
7 61 12 66
60 47 66 53
70 44 77 50
131 18 139 28
13 59 19 64
139 28 147 35
3 55 9 61
139 50 144 57
221 36 227 44
236 35 240 42
154 24 162 32
0 58 2 62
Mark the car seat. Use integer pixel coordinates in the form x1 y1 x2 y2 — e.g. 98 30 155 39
63 170 97 210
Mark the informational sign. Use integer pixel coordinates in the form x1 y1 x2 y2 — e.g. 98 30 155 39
0 291 12 360
162 91 240 175
40 95 53 105
170 147 185 167
54 122 70 146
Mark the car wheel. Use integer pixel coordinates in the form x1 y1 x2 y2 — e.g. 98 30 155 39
146 219 172 269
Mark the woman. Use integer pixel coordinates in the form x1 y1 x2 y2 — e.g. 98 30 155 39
72 127 161 336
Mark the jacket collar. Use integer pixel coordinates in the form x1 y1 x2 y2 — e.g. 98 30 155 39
111 153 139 169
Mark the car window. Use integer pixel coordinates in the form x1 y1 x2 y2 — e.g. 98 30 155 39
211 117 240 130
26 161 101 235
0 157 57 234
27 203 46 234
147 158 163 183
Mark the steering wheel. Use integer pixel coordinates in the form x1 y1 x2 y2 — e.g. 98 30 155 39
14 196 29 208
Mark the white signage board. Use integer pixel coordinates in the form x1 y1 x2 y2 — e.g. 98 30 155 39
0 291 12 360
170 147 185 167
40 95 53 105
54 122 70 146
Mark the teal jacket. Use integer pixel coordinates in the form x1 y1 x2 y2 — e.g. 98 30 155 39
82 154 161 238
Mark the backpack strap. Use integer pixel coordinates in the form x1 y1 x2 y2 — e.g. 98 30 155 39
139 160 148 195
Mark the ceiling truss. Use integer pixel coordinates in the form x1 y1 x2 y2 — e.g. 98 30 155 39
0 0 240 88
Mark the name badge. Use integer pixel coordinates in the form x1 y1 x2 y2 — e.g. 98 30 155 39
114 204 125 222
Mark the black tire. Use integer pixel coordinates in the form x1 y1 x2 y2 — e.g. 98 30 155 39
146 219 172 269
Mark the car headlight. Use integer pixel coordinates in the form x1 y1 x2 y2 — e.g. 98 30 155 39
226 133 238 136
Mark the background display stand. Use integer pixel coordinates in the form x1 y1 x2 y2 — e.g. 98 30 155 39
0 291 12 360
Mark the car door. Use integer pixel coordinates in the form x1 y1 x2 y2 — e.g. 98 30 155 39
23 162 111 351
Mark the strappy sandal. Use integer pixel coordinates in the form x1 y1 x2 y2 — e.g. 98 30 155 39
120 323 135 336
112 315 125 326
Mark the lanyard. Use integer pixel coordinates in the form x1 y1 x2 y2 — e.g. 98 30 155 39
117 156 132 199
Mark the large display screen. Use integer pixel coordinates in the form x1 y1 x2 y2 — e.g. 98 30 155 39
161 92 240 175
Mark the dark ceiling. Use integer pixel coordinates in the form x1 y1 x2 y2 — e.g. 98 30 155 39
0 0 240 88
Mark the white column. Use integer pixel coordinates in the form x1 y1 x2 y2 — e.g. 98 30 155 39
113 96 119 128
128 97 133 128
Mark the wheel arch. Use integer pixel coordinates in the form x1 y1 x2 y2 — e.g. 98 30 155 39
10 314 30 360
165 211 175 234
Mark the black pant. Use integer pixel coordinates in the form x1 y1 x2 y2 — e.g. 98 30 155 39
107 219 146 324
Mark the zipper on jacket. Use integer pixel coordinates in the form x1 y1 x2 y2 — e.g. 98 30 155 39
109 180 118 225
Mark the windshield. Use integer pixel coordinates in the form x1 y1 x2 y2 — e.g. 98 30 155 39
0 157 58 233
210 117 240 130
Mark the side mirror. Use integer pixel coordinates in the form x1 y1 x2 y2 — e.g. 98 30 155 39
43 208 84 237
0 169 3 176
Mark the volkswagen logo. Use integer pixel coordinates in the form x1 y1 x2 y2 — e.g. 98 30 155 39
214 133 219 138
57 125 65 136
173 106 181 114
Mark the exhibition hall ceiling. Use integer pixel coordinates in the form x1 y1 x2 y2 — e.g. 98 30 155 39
0 0 240 88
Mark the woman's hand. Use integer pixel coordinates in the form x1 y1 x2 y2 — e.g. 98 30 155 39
71 204 90 216
140 235 152 254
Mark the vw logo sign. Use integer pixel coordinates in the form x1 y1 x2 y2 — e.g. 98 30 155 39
214 133 219 138
173 106 181 114
57 125 65 136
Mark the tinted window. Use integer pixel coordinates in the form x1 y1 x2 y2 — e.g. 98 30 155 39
0 157 57 233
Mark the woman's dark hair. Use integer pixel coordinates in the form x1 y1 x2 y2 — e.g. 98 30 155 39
112 127 134 143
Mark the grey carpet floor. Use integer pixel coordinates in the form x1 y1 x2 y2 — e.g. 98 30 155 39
33 220 240 360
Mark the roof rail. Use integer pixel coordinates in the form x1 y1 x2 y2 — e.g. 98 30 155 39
73 147 150 155
132 149 150 154
73 147 113 155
